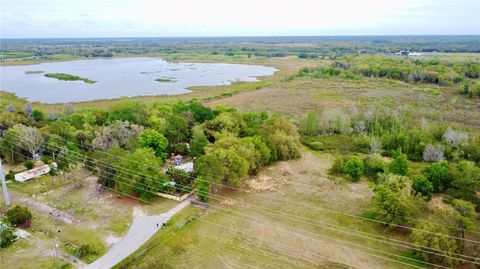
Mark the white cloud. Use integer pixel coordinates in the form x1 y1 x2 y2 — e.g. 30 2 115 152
0 0 478 37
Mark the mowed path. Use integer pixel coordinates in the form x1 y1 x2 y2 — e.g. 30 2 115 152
84 198 192 269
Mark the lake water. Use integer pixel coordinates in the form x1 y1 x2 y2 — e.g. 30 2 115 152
0 57 276 103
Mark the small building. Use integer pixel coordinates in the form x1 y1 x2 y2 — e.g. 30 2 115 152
14 164 51 182
176 162 194 173
171 154 183 165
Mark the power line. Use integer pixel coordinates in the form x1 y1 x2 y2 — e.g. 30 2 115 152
5 132 480 264
7 129 477 237
4 133 479 265
50 145 474 266
6 146 473 268
3 145 420 269
3 135 479 265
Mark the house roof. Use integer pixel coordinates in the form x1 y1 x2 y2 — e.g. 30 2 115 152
176 162 194 173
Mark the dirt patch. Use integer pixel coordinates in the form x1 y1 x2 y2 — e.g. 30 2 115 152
246 175 285 192
10 192 80 225
221 199 236 206
427 195 450 211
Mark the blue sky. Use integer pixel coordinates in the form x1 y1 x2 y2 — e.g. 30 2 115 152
1 0 479 38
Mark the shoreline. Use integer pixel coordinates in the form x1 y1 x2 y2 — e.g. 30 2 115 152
0 56 281 108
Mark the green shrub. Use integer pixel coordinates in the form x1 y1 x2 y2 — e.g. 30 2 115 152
421 161 453 192
0 223 16 248
410 221 459 266
24 160 34 170
6 205 32 227
32 109 45 122
196 177 210 202
363 154 386 180
329 156 346 175
412 176 433 201
371 184 419 227
343 156 364 181
5 170 15 181
75 244 96 258
389 149 408 176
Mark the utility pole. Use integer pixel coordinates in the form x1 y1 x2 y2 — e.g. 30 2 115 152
0 157 11 206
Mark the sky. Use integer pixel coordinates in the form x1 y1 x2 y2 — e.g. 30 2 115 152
0 0 479 38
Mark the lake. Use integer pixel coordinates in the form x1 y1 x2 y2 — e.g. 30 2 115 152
0 57 276 103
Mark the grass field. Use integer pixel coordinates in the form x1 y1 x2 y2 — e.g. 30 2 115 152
115 150 428 269
0 169 180 267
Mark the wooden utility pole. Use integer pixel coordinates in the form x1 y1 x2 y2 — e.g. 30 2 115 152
0 157 11 206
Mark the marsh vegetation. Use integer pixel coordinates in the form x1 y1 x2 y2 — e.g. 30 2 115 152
44 73 96 84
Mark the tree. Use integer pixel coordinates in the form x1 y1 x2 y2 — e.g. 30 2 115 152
183 100 215 123
196 177 210 202
371 185 419 227
241 112 268 137
421 161 452 192
195 147 249 187
343 156 364 181
412 176 433 201
410 221 459 266
363 154 385 180
139 129 168 159
107 100 148 125
242 136 271 171
164 114 189 144
259 117 301 161
16 124 44 158
451 161 480 207
73 130 93 150
1 127 21 163
6 205 32 227
389 149 408 176
112 148 166 201
205 111 245 138
92 121 144 150
451 199 477 252
423 144 444 162
443 127 468 149
190 125 210 157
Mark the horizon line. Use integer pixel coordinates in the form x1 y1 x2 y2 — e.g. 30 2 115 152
1 34 479 40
